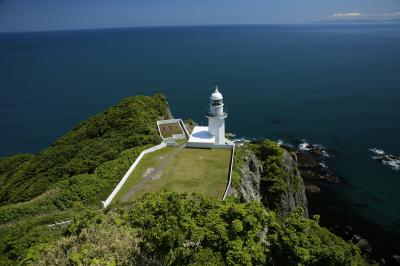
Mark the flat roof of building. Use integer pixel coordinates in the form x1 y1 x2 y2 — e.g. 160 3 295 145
188 126 215 144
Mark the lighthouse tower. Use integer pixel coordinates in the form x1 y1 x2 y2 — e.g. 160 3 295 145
206 86 227 145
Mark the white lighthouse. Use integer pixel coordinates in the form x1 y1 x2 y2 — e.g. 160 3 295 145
207 87 227 145
187 86 229 148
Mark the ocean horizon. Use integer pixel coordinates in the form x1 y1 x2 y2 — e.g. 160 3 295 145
1 23 399 239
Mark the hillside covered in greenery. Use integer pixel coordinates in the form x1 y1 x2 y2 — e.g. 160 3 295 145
0 94 169 221
35 192 365 266
0 95 366 265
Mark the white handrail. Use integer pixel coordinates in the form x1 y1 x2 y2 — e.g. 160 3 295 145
101 142 167 208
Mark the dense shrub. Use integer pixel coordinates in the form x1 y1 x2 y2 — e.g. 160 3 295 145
270 208 366 265
0 145 149 223
34 192 365 265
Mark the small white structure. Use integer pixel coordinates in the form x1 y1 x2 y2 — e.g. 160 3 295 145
187 86 229 148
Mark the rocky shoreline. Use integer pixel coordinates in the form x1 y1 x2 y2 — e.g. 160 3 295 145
285 141 400 265
233 137 400 265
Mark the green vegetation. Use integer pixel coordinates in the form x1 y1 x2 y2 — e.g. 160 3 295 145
0 96 366 265
231 146 253 189
113 147 176 202
0 94 170 263
158 122 183 138
0 94 168 205
115 147 231 202
36 192 366 265
234 140 302 213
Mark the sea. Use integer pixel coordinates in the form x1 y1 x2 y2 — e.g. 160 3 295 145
1 23 399 241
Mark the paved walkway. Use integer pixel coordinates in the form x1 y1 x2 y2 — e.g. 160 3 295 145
120 145 184 202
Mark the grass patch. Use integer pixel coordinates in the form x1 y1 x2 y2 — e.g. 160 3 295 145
159 123 183 138
176 138 188 145
116 147 231 202
113 147 176 203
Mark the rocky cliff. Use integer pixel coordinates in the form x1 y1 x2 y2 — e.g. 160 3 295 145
230 143 308 218
229 151 262 202
277 151 309 217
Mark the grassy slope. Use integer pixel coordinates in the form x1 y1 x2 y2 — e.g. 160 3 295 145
115 147 231 202
113 147 176 202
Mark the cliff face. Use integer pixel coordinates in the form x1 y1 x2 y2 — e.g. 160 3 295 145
230 152 262 202
231 146 308 218
276 151 308 218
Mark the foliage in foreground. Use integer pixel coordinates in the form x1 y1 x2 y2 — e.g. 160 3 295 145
36 192 365 266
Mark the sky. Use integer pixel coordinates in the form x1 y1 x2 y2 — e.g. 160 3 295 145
0 0 399 32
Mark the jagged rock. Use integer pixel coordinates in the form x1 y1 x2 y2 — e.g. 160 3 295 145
296 152 319 169
276 151 309 218
393 254 400 263
305 184 321 194
231 149 308 218
229 152 262 202
357 239 372 253
296 151 341 184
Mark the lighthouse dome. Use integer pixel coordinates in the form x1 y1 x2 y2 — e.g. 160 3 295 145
210 87 223 100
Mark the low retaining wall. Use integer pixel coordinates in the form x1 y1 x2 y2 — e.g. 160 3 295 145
172 133 186 139
157 118 187 140
178 120 191 138
101 142 167 208
157 118 182 125
186 142 233 149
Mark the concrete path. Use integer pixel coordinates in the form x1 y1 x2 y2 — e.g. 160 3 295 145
120 145 184 202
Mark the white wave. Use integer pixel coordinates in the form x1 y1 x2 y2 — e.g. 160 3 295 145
369 148 400 171
369 148 385 155
298 141 311 151
298 141 330 158
232 138 250 143
382 159 400 171
276 139 294 148
319 162 328 169
322 151 330 158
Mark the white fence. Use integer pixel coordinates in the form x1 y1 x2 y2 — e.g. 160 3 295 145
101 142 167 208
223 140 235 200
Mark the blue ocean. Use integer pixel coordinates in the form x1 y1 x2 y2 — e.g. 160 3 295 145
1 24 399 233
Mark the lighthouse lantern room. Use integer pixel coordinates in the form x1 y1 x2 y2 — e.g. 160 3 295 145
207 87 227 145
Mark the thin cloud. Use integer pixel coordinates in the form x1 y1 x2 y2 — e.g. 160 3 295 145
384 11 400 16
321 10 400 21
332 12 364 18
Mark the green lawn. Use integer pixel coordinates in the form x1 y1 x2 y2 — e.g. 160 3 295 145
113 147 176 202
114 147 231 203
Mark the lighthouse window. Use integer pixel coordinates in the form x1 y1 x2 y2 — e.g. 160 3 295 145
212 100 222 106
